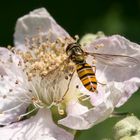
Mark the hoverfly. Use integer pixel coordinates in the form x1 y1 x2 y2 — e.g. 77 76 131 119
65 41 139 93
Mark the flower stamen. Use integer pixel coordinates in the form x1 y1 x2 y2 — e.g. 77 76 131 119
29 82 40 102
17 107 38 121
31 96 44 108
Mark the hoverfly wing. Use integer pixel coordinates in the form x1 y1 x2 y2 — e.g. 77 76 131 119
86 52 139 67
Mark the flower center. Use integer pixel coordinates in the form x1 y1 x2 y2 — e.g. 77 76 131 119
12 35 76 116
16 37 68 80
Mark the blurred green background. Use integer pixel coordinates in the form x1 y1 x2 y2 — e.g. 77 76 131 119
0 0 140 139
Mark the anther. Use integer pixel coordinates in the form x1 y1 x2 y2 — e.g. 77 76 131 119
76 85 79 88
58 108 64 115
9 89 13 92
18 61 22 66
65 75 69 80
95 44 104 50
7 45 12 49
15 80 19 84
31 96 37 102
69 73 73 77
58 104 65 115
3 95 7 99
29 89 32 92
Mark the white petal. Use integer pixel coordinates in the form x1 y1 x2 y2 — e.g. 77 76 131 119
114 78 140 107
0 47 21 67
0 109 74 140
58 99 113 130
86 35 140 82
66 100 89 116
0 48 10 76
0 48 30 125
87 35 140 55
91 78 140 110
59 85 115 130
14 8 70 48
86 35 140 106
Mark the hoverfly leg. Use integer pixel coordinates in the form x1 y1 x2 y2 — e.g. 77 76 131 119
61 70 75 100
78 93 90 101
81 95 90 101
97 81 106 86
92 65 103 89
94 89 98 94
91 65 106 86
51 71 75 115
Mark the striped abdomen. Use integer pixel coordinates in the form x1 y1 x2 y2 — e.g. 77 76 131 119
77 63 97 92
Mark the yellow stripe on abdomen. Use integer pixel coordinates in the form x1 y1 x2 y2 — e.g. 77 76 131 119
76 63 97 92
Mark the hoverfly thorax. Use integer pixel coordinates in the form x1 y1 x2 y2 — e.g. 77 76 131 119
66 43 85 64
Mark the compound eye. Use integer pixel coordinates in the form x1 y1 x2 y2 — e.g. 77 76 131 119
75 47 83 54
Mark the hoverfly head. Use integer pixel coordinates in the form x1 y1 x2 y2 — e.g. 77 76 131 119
66 43 85 63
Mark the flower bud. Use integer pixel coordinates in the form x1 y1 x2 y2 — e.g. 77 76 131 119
113 116 140 140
